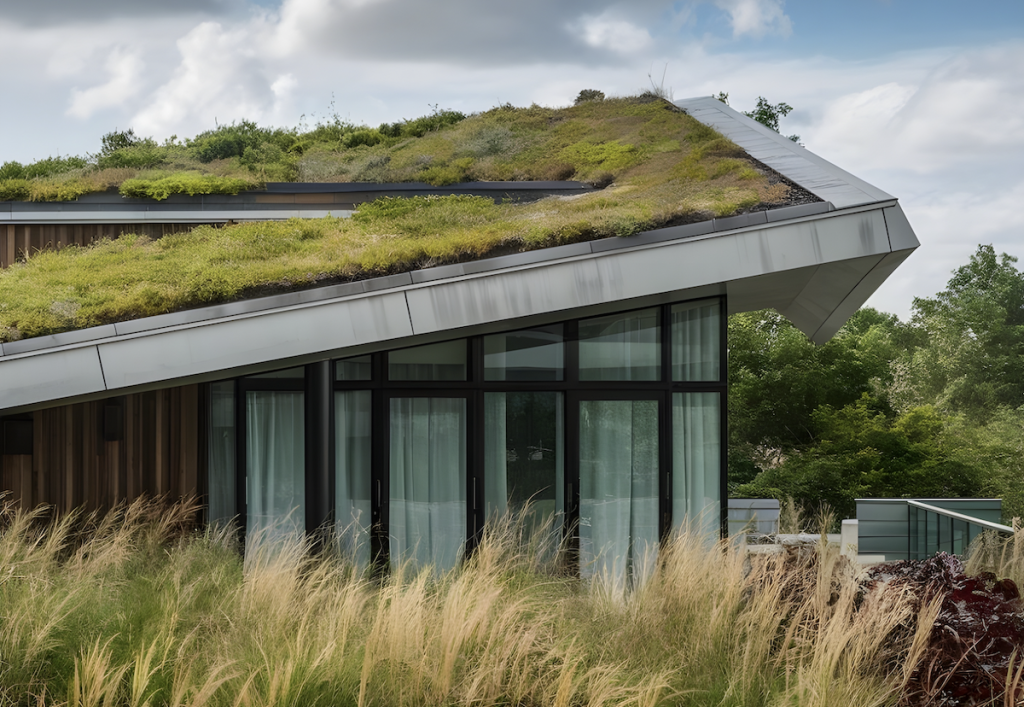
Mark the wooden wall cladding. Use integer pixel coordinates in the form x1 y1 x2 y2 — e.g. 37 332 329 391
1 223 217 269
0 384 204 513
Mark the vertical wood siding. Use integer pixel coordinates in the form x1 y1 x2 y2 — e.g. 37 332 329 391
0 223 218 268
0 384 204 513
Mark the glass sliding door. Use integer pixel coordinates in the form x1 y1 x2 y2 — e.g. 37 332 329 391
484 392 564 542
246 390 305 538
335 390 371 565
672 392 721 541
207 381 236 526
578 399 660 586
389 397 467 572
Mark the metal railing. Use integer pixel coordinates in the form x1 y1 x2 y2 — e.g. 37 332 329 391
907 500 1014 560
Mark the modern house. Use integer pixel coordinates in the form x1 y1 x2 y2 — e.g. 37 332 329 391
0 97 919 576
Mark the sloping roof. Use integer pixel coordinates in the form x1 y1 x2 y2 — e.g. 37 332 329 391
0 98 919 414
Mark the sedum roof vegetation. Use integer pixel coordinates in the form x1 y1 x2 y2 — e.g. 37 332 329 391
0 95 802 344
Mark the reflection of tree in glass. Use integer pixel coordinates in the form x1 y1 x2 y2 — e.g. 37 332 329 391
504 392 558 508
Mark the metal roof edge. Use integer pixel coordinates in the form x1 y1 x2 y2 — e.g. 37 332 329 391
0 200 893 359
0 201 906 412
675 96 894 209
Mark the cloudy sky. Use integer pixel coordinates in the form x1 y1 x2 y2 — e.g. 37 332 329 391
1 0 1022 320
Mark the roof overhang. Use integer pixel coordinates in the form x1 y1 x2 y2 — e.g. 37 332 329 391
0 98 919 414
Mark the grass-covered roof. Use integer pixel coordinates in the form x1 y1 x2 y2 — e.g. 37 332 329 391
0 95 807 344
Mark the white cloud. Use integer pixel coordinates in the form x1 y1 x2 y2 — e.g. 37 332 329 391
130 20 281 137
713 0 791 38
575 14 652 54
66 47 144 119
865 179 1024 318
807 44 1024 175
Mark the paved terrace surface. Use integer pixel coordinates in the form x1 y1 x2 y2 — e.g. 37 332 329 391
0 98 920 413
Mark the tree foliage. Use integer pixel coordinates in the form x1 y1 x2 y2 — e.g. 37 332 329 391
731 245 1024 522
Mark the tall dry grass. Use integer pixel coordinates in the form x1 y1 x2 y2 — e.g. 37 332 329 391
0 495 1004 706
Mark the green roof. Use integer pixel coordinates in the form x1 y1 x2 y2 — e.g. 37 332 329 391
0 96 804 343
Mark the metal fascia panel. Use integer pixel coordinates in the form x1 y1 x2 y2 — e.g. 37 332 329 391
0 347 107 409
97 292 412 390
780 255 884 337
406 208 893 336
882 203 921 252
807 249 916 344
1 324 119 356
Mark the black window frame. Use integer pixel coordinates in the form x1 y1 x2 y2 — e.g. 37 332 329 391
217 294 729 568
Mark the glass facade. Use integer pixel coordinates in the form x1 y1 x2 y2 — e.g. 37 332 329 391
389 398 467 571
484 325 564 381
335 390 371 564
579 308 660 381
207 381 236 526
207 296 724 578
389 340 467 381
484 392 564 541
245 390 305 539
579 399 659 585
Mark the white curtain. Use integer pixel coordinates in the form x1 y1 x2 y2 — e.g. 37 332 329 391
389 398 466 572
484 393 508 518
579 400 659 586
579 309 660 381
335 391 371 565
672 392 721 541
246 391 305 539
207 381 236 526
671 300 720 381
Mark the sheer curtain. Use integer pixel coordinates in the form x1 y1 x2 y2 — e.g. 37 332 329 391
671 300 720 381
335 391 371 565
579 400 659 586
484 393 508 518
579 309 660 381
207 381 236 526
672 392 721 541
389 398 466 572
246 391 305 539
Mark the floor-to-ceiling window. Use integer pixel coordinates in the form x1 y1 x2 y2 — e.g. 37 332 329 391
242 368 306 540
210 295 725 578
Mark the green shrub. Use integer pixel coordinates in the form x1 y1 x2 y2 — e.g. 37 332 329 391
28 179 94 202
188 120 294 163
379 108 466 139
119 173 257 200
97 142 167 169
575 89 605 104
342 129 384 148
0 179 31 201
418 158 473 186
0 161 25 180
21 155 90 179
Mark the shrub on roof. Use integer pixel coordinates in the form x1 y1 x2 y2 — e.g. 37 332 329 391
0 179 31 201
97 141 168 170
27 178 94 202
187 120 296 163
379 108 466 139
119 173 258 200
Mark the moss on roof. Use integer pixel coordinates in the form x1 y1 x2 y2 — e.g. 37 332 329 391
0 96 800 344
